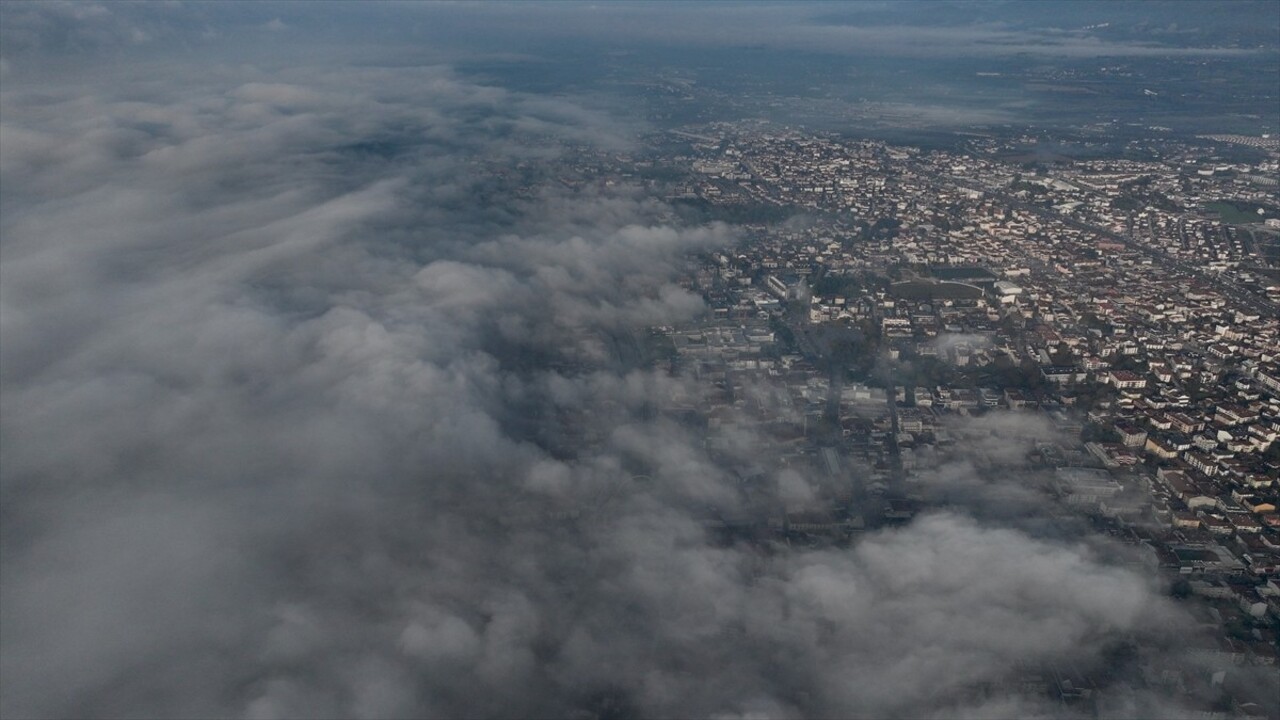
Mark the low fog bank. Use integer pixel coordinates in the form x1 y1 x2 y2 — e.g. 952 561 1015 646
0 13 1212 720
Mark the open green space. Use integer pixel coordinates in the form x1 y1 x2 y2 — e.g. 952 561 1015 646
890 280 984 300
1206 200 1270 225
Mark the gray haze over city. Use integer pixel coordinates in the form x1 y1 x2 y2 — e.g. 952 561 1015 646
2 3 1279 719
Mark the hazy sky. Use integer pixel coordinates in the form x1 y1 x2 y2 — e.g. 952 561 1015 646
3 1 1275 64
1 3 1274 719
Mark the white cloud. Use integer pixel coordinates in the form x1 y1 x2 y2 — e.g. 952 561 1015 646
0 6 1243 719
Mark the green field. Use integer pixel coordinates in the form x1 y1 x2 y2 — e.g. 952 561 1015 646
1206 201 1268 225
890 280 984 301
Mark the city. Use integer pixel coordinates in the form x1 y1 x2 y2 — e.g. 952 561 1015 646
524 119 1280 716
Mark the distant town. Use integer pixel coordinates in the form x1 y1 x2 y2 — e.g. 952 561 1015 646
512 121 1280 716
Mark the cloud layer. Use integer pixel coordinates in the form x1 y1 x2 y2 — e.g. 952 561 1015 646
0 9 1205 720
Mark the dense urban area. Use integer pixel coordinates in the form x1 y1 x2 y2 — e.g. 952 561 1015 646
523 122 1280 717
